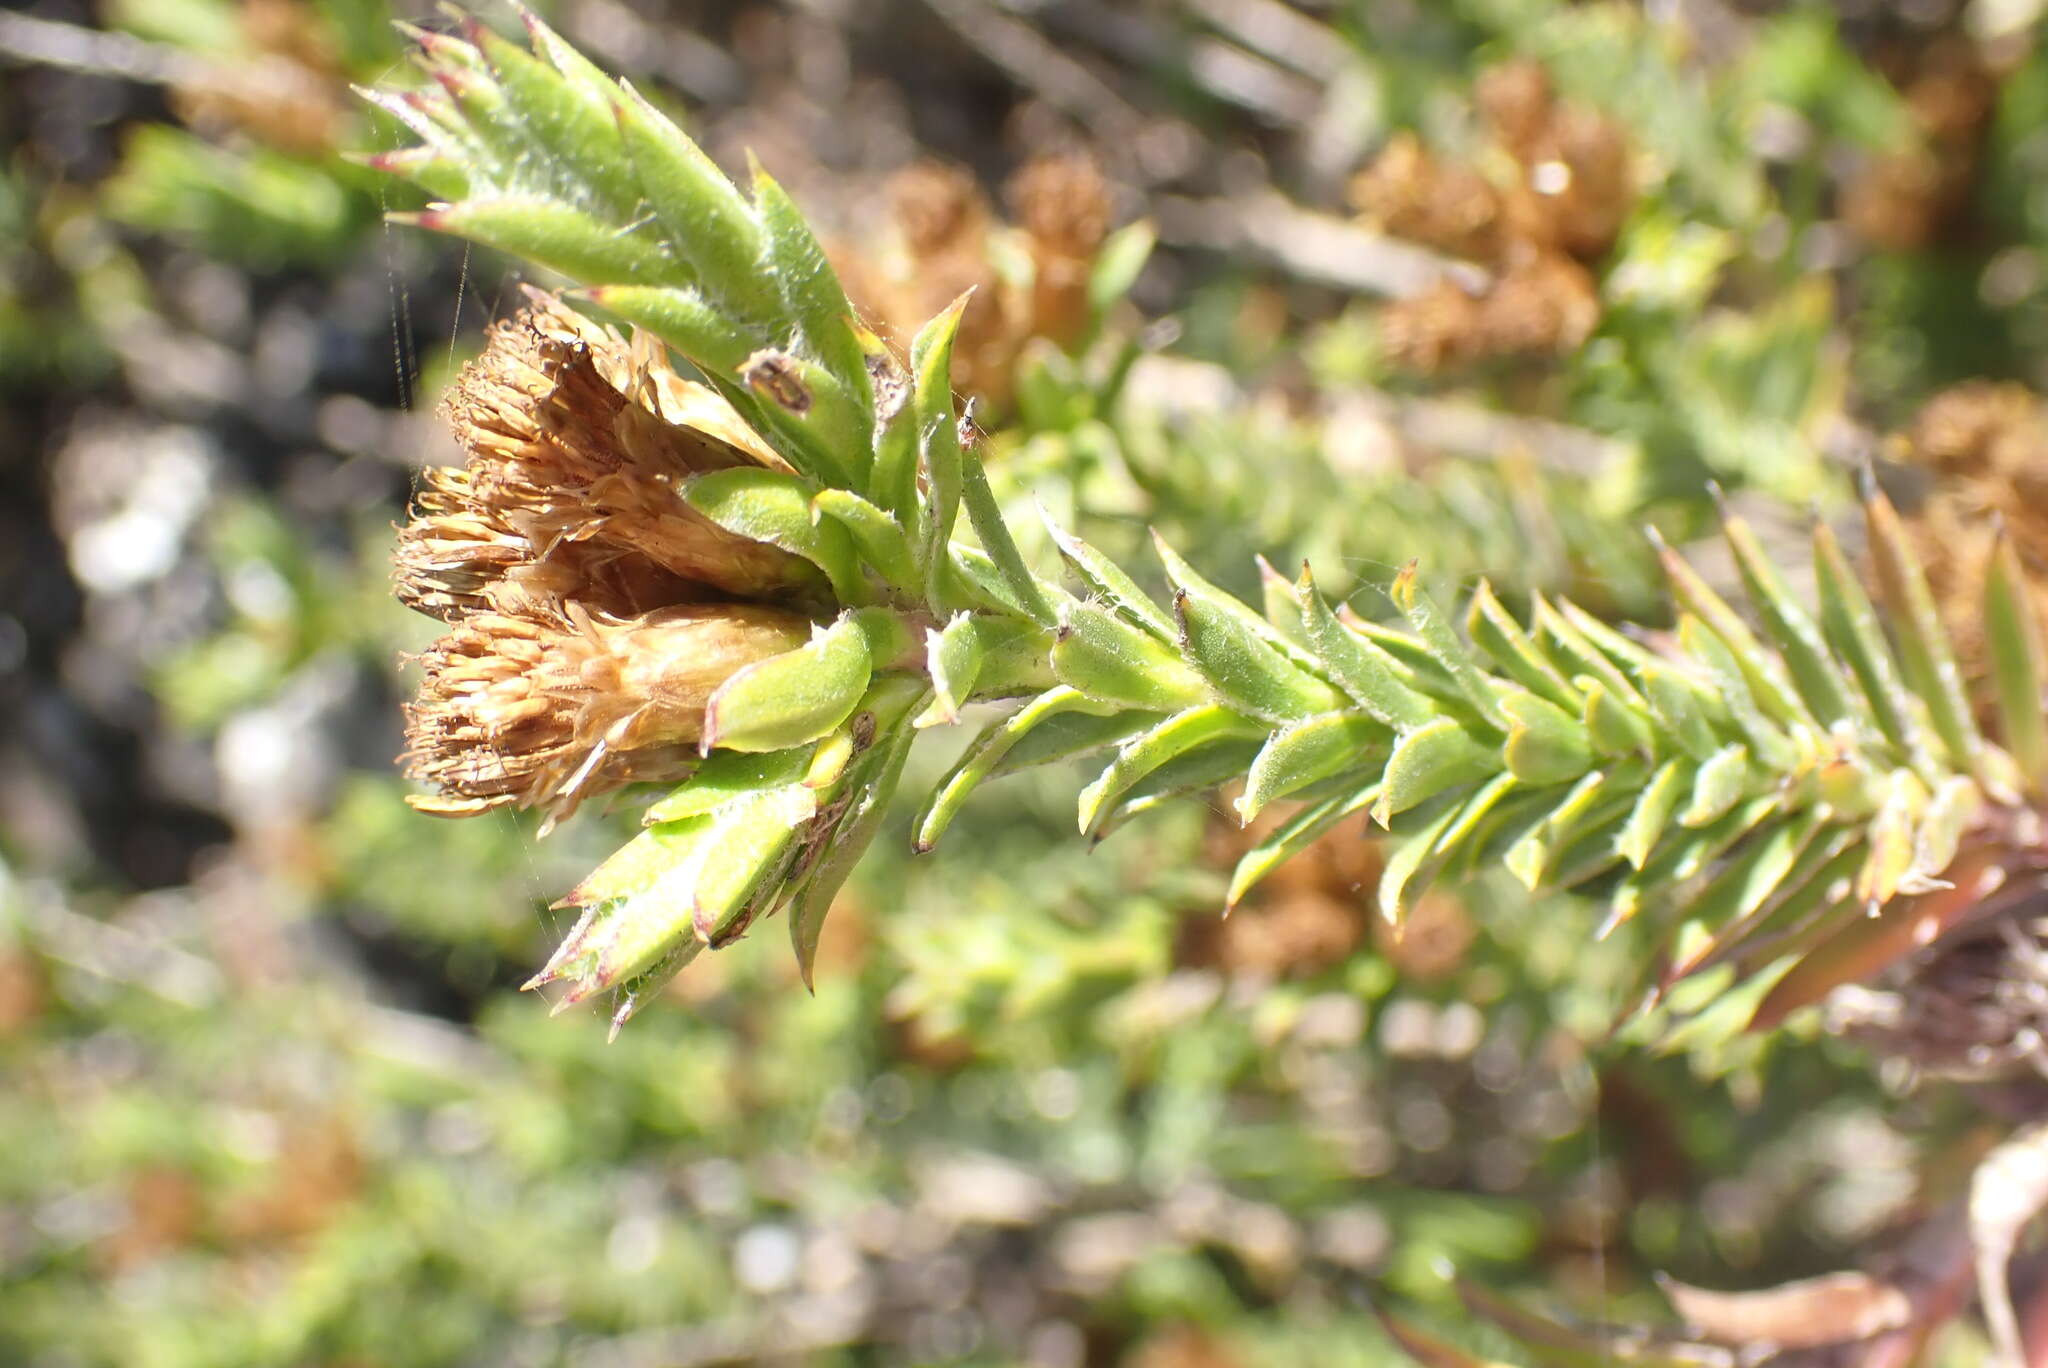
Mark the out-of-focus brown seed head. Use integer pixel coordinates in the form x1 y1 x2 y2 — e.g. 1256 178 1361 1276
1349 132 1507 264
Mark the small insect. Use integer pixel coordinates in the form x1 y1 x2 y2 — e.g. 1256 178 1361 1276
740 348 812 414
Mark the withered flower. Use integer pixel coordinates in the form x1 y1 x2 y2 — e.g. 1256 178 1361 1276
428 289 822 605
395 289 832 825
402 602 811 824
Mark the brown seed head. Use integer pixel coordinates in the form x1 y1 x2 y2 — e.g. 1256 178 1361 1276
1350 132 1506 263
889 160 992 259
420 290 818 604
402 602 812 822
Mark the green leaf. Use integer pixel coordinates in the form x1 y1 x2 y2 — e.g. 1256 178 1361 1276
912 296 970 597
610 82 776 325
959 444 1054 625
1295 565 1436 729
1985 529 2048 790
1466 580 1581 711
684 468 866 603
1641 663 1723 762
399 198 691 287
1238 711 1387 823
1226 782 1380 908
812 488 919 595
573 284 753 377
1675 616 1797 773
1617 758 1689 869
1681 743 1752 827
1652 527 1813 730
1390 562 1507 730
1374 718 1495 825
1581 678 1653 756
1041 511 1175 640
644 749 810 823
1088 218 1156 317
1078 706 1263 836
1378 796 1466 924
1811 519 1918 758
750 161 871 408
1172 586 1346 722
788 687 921 988
1499 690 1595 785
913 688 1109 851
1051 601 1209 713
470 18 639 216
1864 485 1986 776
703 614 874 752
1721 508 1861 727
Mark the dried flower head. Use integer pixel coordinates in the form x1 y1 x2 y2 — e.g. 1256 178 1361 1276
1898 381 2048 693
1009 154 1113 351
402 602 811 823
1843 36 1998 251
431 289 820 605
1354 60 1631 373
837 155 1121 410
395 290 835 826
1349 132 1506 263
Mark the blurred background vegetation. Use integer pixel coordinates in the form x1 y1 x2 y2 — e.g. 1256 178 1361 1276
4 0 2047 1363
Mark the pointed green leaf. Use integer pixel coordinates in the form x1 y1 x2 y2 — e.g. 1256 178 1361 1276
1378 796 1466 924
1041 511 1175 640
612 82 777 324
1681 743 1751 827
1296 566 1436 729
789 705 918 988
1257 556 1310 647
1088 218 1156 316
1226 784 1379 907
472 19 639 215
1985 529 2048 790
1865 485 1986 774
1153 533 1333 679
812 488 919 594
1173 587 1346 722
750 163 870 404
1676 616 1797 772
687 783 817 945
1721 510 1861 726
1642 664 1723 762
1051 600 1210 713
644 749 810 823
1811 519 1920 759
1389 562 1506 729
1652 526 1812 730
1467 580 1580 711
913 296 969 594
959 444 1054 624
913 688 1107 851
399 198 691 287
1617 758 1688 869
574 284 753 377
1581 678 1653 756
1079 706 1262 836
1238 711 1388 823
